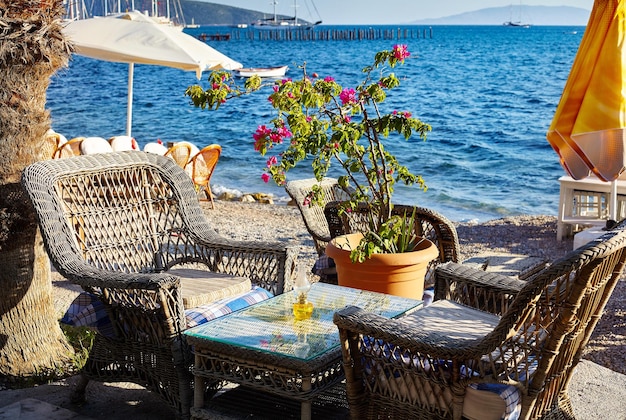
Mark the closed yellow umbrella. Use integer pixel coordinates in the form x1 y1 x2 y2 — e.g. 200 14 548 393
547 0 626 183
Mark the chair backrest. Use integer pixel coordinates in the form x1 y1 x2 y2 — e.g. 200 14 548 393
285 177 353 255
21 151 222 277
484 223 626 418
109 135 139 152
164 142 193 169
54 137 84 159
189 144 221 187
43 130 65 160
325 202 460 282
80 136 113 155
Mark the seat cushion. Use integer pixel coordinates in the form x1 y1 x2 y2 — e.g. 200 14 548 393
398 299 500 345
463 383 520 420
169 268 251 309
61 286 273 335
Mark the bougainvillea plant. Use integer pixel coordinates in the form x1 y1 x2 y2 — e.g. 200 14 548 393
186 45 432 262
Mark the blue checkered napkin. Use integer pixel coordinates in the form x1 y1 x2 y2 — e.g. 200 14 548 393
313 254 336 274
184 286 273 327
61 286 273 335
61 292 114 337
468 383 521 420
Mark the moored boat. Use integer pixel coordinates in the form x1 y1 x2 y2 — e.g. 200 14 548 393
251 0 322 30
233 65 289 78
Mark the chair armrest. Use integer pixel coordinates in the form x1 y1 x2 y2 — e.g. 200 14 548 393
187 232 299 295
59 258 181 291
434 262 527 315
58 260 187 340
334 304 499 361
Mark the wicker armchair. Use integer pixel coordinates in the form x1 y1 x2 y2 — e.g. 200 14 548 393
187 144 221 209
324 202 460 286
21 151 298 418
334 222 626 420
285 177 353 255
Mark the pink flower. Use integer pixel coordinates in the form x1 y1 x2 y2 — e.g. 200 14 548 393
270 132 283 143
266 155 277 167
273 85 279 92
340 88 357 105
277 126 292 141
343 115 351 123
392 44 410 61
253 125 271 141
323 76 335 82
211 83 220 90
261 173 271 183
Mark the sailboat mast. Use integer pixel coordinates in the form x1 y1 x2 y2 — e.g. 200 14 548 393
273 0 278 24
294 0 298 25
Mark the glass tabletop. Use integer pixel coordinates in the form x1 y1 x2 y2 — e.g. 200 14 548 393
184 282 422 361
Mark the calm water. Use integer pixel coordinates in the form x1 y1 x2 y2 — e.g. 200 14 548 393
47 25 585 223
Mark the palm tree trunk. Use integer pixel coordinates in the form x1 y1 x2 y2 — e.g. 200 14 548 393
0 0 74 377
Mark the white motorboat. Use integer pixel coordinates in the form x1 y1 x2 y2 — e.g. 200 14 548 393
233 65 289 78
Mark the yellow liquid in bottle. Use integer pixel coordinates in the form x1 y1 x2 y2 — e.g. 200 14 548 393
293 293 314 320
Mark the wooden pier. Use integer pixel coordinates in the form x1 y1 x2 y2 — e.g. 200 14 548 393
196 27 434 42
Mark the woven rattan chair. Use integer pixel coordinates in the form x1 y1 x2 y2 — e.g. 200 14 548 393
334 221 626 420
324 202 460 286
187 144 221 209
43 129 65 160
54 136 84 159
21 151 298 418
165 142 194 169
285 177 353 255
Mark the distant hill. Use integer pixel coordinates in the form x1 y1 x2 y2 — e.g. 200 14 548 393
181 0 309 26
175 2 592 27
410 6 590 26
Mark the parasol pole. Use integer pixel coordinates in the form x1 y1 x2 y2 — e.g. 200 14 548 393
126 63 134 137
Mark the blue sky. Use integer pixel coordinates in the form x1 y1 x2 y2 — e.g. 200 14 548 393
199 1 593 25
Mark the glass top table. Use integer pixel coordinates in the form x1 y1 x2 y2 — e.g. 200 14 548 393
184 282 422 420
185 282 422 361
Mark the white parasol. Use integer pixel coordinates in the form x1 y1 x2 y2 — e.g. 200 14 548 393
63 11 243 136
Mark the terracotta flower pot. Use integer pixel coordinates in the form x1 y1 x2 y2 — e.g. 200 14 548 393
325 232 439 300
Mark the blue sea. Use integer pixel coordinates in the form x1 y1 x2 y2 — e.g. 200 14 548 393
47 25 585 223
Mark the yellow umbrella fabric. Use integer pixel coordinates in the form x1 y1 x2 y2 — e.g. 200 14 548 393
546 0 626 183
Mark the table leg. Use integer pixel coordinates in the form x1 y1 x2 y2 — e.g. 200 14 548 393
194 355 205 410
301 377 312 420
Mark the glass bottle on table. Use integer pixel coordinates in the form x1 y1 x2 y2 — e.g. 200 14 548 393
292 265 313 320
